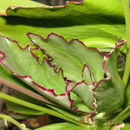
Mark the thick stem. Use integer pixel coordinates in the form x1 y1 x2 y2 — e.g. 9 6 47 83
122 0 130 87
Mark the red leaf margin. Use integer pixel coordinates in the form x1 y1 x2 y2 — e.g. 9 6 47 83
27 32 125 118
0 0 84 16
0 34 125 123
0 35 74 109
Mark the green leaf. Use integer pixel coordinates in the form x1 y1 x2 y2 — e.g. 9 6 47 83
0 65 33 91
28 33 104 83
0 0 126 52
7 101 45 116
0 64 84 122
0 36 72 109
0 65 54 117
0 0 47 16
72 83 95 110
95 51 124 113
0 33 125 114
35 122 113 130
112 106 130 124
7 92 84 122
0 93 86 126
9 113 32 120
0 65 56 106
35 122 86 130
6 0 124 18
28 33 124 114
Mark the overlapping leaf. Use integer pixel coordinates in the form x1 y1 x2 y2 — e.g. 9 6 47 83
0 0 128 127
0 33 125 116
0 36 72 109
0 65 55 117
27 33 104 82
28 33 124 114
0 0 126 52
4 0 124 18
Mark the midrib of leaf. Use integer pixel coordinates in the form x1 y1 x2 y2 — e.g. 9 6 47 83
112 106 130 124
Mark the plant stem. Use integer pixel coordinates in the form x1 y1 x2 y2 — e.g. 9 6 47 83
122 0 130 87
112 106 130 124
0 92 87 128
0 114 30 130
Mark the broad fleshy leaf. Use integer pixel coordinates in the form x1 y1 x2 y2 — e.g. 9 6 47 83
27 33 104 83
94 49 124 113
0 65 55 105
0 66 56 117
5 0 124 18
0 0 47 16
0 36 72 109
27 33 124 114
0 65 55 117
0 33 125 116
0 65 84 122
0 0 126 52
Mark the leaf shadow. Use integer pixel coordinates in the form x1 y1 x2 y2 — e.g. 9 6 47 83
3 13 125 28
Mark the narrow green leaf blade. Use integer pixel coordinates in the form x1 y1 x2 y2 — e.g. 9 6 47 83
7 101 45 116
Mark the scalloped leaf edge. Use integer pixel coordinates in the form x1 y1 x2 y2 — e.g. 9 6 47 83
0 35 74 109
0 0 84 16
0 34 125 121
27 32 125 115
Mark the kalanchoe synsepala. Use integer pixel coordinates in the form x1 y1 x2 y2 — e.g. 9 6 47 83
0 33 125 123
